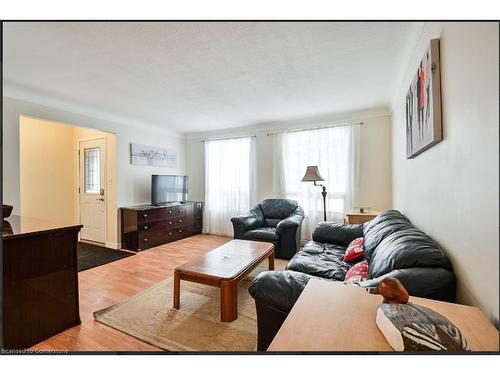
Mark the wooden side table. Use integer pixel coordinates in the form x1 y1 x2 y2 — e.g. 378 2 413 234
344 211 379 225
268 279 499 352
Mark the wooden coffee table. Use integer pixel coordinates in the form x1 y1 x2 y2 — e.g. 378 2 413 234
173 239 274 322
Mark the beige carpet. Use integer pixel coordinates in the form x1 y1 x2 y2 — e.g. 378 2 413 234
94 259 287 352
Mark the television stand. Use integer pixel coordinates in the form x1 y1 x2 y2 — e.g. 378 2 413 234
121 201 203 251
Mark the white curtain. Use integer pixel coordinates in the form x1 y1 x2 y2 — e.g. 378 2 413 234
203 136 256 236
273 125 360 239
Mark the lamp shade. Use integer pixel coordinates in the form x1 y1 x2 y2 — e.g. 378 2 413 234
301 166 325 182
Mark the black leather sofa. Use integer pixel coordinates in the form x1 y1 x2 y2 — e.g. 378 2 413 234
248 209 456 350
231 199 305 260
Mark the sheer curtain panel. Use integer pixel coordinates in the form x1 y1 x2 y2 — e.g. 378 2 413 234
273 125 360 239
203 137 255 236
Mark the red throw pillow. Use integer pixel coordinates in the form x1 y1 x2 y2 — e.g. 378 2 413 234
344 260 369 284
343 237 365 263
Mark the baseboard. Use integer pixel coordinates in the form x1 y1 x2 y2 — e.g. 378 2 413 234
105 242 121 250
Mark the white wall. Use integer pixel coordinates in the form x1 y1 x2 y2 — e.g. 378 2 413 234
2 96 187 224
186 110 393 215
391 22 499 324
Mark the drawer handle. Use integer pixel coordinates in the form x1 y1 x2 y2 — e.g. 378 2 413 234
179 219 182 223
143 214 148 218
178 229 183 233
169 232 173 236
144 238 148 242
169 221 172 225
168 210 172 214
144 226 148 230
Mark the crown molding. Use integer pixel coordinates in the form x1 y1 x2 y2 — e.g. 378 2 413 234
3 82 184 139
184 106 391 140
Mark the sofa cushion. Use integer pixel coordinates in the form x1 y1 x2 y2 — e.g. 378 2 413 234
368 228 453 279
363 210 413 262
286 241 351 280
260 199 298 219
243 227 279 242
313 222 364 246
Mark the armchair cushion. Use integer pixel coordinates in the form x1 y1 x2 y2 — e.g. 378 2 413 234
260 199 298 219
265 218 281 227
242 227 279 242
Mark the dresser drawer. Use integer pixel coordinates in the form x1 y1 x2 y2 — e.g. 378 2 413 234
137 209 166 222
193 222 202 233
166 205 189 218
138 225 194 248
138 220 166 232
139 230 170 248
168 225 193 238
165 216 193 229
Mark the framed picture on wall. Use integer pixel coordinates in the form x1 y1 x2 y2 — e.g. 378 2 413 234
405 38 443 159
130 143 177 167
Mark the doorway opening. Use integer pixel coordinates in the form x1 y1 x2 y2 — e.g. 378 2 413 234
19 115 118 248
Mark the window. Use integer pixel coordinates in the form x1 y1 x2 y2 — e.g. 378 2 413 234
274 125 360 238
84 147 101 193
203 137 255 236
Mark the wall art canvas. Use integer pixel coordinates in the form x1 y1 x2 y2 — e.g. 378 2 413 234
406 39 442 158
130 143 177 168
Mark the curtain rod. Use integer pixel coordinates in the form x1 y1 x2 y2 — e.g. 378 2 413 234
266 121 364 136
200 135 257 143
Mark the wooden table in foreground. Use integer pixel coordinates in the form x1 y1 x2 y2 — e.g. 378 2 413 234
268 279 499 352
173 239 274 322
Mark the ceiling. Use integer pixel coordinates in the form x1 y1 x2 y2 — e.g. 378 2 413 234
3 22 422 134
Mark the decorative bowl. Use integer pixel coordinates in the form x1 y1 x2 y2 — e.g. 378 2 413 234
2 205 13 218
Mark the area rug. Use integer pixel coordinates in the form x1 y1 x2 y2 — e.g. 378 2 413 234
94 259 288 351
78 242 135 271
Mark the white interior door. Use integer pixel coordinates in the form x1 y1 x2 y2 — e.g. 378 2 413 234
79 138 106 243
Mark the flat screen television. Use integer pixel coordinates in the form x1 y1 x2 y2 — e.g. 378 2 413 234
151 175 188 205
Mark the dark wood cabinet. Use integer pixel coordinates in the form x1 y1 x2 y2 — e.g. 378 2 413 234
121 201 203 251
1 216 82 349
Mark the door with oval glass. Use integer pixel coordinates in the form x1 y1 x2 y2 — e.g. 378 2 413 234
79 138 106 243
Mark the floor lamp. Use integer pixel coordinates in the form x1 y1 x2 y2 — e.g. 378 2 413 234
301 166 327 221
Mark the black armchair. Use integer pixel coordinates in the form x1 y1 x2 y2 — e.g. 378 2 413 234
231 199 305 259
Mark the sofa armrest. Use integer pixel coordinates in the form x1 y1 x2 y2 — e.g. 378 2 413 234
312 221 364 246
231 209 263 237
358 267 456 302
248 270 316 313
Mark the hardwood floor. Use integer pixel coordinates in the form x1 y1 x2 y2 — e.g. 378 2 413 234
30 234 232 352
